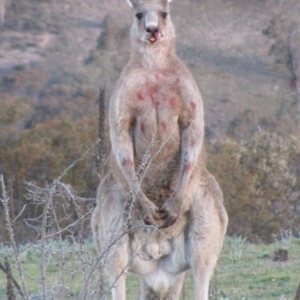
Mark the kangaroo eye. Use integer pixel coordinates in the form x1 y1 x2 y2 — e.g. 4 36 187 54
161 12 168 19
136 13 143 20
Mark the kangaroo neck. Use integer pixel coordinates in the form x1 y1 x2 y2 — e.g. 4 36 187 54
130 38 176 70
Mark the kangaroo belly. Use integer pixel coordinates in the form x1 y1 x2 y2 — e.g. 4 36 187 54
127 224 189 276
127 227 189 296
132 115 181 206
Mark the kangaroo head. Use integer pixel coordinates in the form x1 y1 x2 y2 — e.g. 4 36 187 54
126 0 175 45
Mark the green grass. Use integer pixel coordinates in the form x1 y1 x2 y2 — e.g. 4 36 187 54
1 236 300 299
214 236 300 299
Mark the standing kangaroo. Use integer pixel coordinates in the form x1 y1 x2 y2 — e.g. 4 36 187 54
91 0 228 299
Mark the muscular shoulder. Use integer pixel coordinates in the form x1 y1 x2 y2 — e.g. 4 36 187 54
118 64 147 90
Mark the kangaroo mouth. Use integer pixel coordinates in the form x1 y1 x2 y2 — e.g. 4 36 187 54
148 29 162 43
150 35 158 43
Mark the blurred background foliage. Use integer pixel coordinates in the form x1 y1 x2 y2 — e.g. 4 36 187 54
207 131 300 242
0 0 300 243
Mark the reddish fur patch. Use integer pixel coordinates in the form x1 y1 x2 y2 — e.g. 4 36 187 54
169 97 177 107
191 101 197 111
148 86 156 105
190 139 197 147
184 163 192 173
160 121 167 130
134 38 142 44
189 102 197 119
137 91 143 102
121 158 133 167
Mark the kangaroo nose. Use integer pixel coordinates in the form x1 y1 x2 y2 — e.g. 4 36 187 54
146 26 159 34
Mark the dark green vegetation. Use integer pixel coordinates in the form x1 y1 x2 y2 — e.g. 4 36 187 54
1 0 300 241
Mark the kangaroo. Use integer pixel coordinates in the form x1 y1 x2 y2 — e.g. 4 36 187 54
91 0 228 299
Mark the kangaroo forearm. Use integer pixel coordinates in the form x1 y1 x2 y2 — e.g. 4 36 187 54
173 128 203 197
115 148 140 192
111 128 140 192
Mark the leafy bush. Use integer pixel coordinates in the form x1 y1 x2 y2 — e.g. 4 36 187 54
208 130 300 242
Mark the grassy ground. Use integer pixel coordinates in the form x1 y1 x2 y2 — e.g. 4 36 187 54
0 236 299 299
212 236 300 300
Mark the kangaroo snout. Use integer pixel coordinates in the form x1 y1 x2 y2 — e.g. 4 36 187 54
144 10 162 43
146 26 159 33
146 26 162 43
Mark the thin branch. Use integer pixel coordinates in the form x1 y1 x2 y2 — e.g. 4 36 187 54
78 223 159 299
40 185 53 299
96 85 107 177
52 202 66 299
57 141 99 182
11 204 27 223
0 260 24 299
0 175 30 300
45 207 94 238
5 256 16 300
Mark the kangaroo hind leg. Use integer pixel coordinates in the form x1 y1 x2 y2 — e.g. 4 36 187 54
92 174 130 300
188 169 228 300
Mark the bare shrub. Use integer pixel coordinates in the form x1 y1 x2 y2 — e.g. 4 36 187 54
0 144 105 299
1 121 149 299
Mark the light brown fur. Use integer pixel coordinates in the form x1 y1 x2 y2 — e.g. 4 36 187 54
91 0 228 299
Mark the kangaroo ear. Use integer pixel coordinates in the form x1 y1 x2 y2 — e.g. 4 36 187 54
125 0 138 8
125 0 133 7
